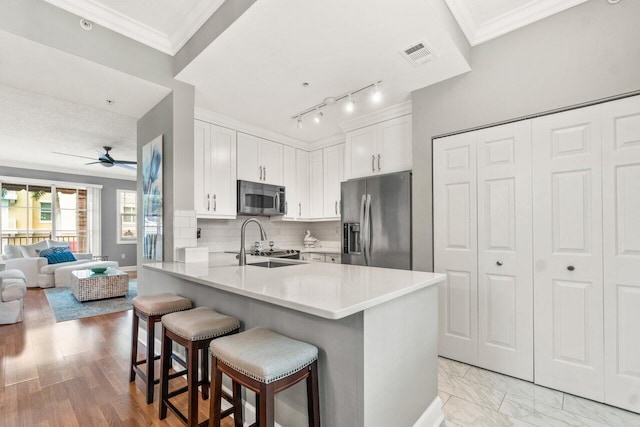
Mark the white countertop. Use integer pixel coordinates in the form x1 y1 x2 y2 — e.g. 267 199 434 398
144 254 445 320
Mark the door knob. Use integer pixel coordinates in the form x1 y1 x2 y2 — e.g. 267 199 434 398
567 265 575 271
496 261 503 266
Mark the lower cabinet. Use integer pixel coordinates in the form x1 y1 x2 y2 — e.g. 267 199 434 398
434 94 640 413
300 253 341 263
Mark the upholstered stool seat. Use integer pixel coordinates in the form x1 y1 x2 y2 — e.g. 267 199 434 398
159 307 240 427
130 293 192 404
209 327 320 427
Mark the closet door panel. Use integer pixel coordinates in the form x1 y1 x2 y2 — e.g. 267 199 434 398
434 132 478 365
603 96 640 413
532 106 604 401
477 120 533 381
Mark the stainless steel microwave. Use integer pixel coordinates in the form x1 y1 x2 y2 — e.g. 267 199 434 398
237 180 285 216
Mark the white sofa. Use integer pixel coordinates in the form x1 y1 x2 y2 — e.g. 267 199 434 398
0 269 27 324
2 240 118 288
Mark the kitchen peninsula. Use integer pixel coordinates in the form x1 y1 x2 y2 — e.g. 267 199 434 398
143 256 446 427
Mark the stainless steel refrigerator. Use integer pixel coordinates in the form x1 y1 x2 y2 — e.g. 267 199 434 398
341 171 412 269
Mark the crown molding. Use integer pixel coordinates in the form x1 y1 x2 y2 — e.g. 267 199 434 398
43 0 224 55
168 0 225 54
445 0 588 46
338 101 412 133
195 107 311 150
308 134 346 151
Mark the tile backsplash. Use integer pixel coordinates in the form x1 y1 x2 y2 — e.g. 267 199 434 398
197 217 341 252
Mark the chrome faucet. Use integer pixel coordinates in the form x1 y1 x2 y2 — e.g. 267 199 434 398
239 218 268 266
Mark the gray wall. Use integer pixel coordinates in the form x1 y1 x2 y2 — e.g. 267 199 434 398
411 0 640 271
0 166 137 266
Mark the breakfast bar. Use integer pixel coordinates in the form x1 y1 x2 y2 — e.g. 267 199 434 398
142 256 446 427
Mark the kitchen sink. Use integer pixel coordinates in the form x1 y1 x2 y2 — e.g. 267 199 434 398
250 260 300 268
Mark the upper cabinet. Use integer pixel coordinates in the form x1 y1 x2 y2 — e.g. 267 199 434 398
323 144 344 220
345 115 412 179
194 120 237 219
309 149 324 219
237 133 284 186
282 145 297 219
296 149 310 219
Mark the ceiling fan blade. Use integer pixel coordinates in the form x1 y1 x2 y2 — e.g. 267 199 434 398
53 152 96 161
113 160 137 165
85 161 102 165
115 163 136 171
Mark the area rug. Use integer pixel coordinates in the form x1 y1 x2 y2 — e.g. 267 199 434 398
44 280 137 322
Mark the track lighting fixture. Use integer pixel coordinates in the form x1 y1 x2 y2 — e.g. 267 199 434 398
291 80 382 128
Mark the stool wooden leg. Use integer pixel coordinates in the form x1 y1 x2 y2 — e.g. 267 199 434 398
145 317 156 404
159 327 171 420
210 358 223 427
233 380 243 427
129 311 139 382
258 383 275 427
201 347 209 400
306 361 320 427
188 342 199 427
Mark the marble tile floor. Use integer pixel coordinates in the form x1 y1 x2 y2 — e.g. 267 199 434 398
438 357 640 427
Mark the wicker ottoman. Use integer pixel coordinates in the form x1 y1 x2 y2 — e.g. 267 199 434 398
71 268 129 301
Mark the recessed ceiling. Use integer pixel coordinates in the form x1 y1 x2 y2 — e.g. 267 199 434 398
445 0 589 46
43 0 225 55
176 0 471 143
0 30 170 180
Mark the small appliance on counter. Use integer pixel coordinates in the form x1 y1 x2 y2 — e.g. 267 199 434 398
237 180 285 216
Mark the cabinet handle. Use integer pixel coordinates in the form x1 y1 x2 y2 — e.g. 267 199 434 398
259 165 263 181
285 201 288 215
213 194 217 212
496 261 503 266
207 193 210 211
264 166 267 181
335 200 338 215
299 202 302 216
372 155 375 172
377 154 381 171
567 265 575 271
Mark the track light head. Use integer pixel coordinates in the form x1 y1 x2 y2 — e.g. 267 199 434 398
297 116 303 129
345 93 355 113
371 83 382 103
313 109 323 124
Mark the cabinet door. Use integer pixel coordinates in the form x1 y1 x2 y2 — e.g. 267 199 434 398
194 120 212 215
323 144 344 219
476 121 533 381
237 133 260 182
309 149 324 218
282 146 297 219
434 132 478 365
296 150 310 218
532 105 604 401
259 139 283 186
602 96 640 413
346 126 377 179
378 115 412 174
210 124 237 217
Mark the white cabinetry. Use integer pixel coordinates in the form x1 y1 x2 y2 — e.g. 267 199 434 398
434 95 640 413
309 150 324 219
345 115 412 179
296 150 310 218
434 120 533 380
237 133 283 185
323 144 344 219
282 145 297 219
194 120 237 219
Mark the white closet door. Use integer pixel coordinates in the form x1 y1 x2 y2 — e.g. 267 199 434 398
476 121 533 381
532 105 604 401
434 132 478 365
602 96 640 413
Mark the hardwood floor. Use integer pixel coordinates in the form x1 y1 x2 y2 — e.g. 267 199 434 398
0 276 234 427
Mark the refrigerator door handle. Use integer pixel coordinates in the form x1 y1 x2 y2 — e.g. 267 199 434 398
359 194 366 262
364 194 372 266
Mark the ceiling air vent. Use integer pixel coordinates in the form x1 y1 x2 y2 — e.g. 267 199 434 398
401 41 434 66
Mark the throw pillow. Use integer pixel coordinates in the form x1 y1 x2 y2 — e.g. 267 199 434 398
3 245 23 259
46 239 71 249
45 251 76 264
19 240 49 258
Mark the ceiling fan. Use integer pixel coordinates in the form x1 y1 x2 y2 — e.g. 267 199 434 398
53 146 137 170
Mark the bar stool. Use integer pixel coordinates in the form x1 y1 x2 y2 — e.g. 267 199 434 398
130 293 192 404
209 327 320 427
159 307 241 427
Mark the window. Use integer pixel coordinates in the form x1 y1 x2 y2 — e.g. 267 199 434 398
117 189 137 244
40 202 52 222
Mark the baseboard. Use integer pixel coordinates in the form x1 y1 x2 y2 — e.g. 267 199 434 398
120 265 137 272
413 396 444 427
